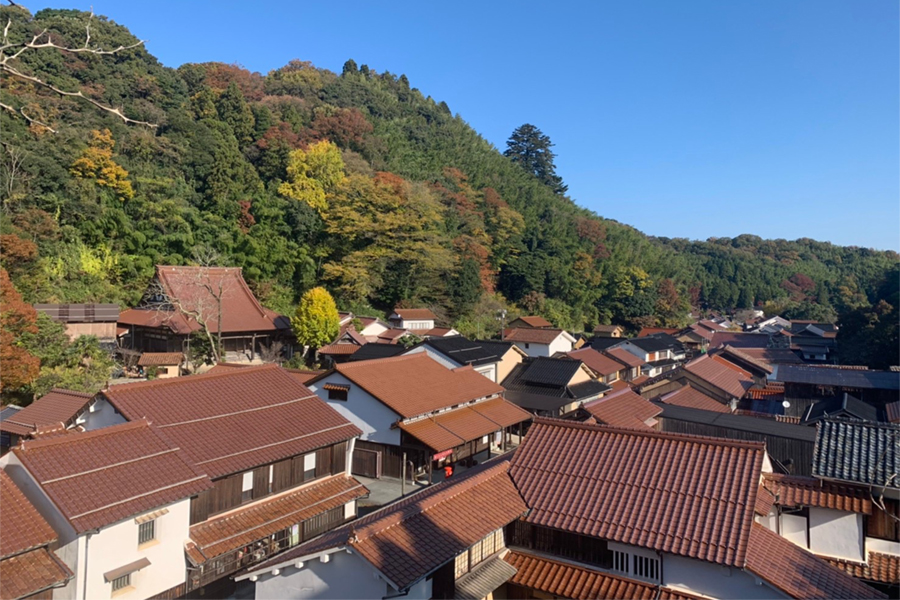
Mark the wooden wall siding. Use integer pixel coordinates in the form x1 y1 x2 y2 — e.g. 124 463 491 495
355 440 405 479
190 489 211 524
867 499 900 542
315 446 333 478
657 417 814 476
252 466 269 499
272 459 292 494
331 441 347 473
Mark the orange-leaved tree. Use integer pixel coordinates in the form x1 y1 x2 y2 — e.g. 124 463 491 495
0 268 40 393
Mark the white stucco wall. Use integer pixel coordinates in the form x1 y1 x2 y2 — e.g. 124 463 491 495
808 508 864 561
619 342 651 363
77 398 127 431
866 536 900 556
662 553 786 599
475 364 497 382
780 513 808 548
253 549 435 600
310 374 401 446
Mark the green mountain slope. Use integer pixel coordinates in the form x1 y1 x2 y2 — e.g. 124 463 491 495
1 6 897 336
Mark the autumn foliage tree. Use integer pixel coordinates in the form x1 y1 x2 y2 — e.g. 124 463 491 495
70 129 134 200
278 140 345 213
292 286 340 366
0 268 40 393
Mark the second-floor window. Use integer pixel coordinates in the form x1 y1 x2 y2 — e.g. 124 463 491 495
454 529 505 579
138 520 155 545
112 574 130 592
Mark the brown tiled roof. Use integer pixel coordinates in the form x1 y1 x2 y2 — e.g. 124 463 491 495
398 397 531 452
709 332 770 349
504 328 568 344
565 348 623 377
504 551 657 599
13 420 212 533
761 473 872 514
246 461 527 590
509 418 765 567
102 365 361 479
886 400 900 424
283 368 324 385
593 324 623 334
137 352 184 366
377 329 407 342
0 470 56 558
659 385 729 413
582 388 662 430
323 354 504 419
0 548 72 600
824 552 900 585
189 475 367 561
745 522 884 599
423 326 455 337
737 348 804 366
603 348 645 368
392 308 437 320
318 343 361 356
514 316 553 328
697 319 726 332
0 389 93 436
746 382 785 401
117 308 198 335
684 354 754 398
755 485 776 516
718 345 774 374
630 375 650 386
637 327 679 337
686 323 715 341
155 266 283 334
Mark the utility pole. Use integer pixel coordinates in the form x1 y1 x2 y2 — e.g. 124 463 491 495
498 309 507 341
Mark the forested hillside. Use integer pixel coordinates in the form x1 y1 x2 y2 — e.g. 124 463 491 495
2 6 897 339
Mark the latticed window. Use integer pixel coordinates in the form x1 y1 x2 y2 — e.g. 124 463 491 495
138 520 155 545
454 552 469 578
112 574 130 592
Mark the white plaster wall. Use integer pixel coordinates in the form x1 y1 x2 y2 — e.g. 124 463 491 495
780 513 808 548
254 551 393 600
475 364 497 382
808 508 864 561
866 536 900 556
548 335 574 356
512 341 550 358
82 499 190 600
361 322 388 337
619 342 650 363
77 398 127 431
662 554 786 599
310 374 401 446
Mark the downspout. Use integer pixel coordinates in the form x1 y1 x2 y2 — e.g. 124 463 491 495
81 528 100 600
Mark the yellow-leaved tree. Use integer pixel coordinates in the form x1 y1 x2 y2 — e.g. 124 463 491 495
291 286 340 366
70 129 134 200
278 140 345 213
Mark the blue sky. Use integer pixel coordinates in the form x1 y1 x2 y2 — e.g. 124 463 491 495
32 1 900 250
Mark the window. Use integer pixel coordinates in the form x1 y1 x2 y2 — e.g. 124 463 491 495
242 471 254 503
612 550 629 574
138 520 155 545
303 453 316 482
633 555 659 581
112 574 130 592
327 388 348 401
454 552 469 578
525 343 530 349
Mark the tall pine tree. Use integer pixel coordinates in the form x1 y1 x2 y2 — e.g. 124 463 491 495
504 124 568 195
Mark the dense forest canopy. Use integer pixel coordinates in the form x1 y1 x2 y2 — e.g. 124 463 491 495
1 7 897 344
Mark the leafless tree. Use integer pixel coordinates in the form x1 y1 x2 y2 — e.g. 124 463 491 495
0 4 157 132
0 141 29 204
870 429 900 525
257 340 285 364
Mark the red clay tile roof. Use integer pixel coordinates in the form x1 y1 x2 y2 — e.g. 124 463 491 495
504 551 658 599
686 323 715 341
246 460 527 590
509 418 766 567
709 332 770 349
423 326 455 337
718 345 774 374
697 319 726 332
745 522 884 599
117 307 198 335
659 385 730 413
824 552 900 586
603 348 645 368
761 473 872 514
13 420 212 533
886 400 900 424
377 329 407 341
513 316 553 328
392 308 437 321
684 354 754 399
566 348 623 377
189 475 367 561
102 365 361 479
0 389 93 436
318 343 361 356
755 485 776 516
398 397 531 452
322 354 504 419
155 266 284 334
0 548 72 600
638 327 679 337
283 368 324 385
630 375 650 386
746 382 785 401
593 324 623 334
582 388 662 430
504 328 569 344
737 348 804 367
137 352 184 366
609 379 630 392
0 470 57 558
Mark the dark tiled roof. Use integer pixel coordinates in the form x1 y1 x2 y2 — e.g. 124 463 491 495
566 348 624 377
659 385 729 413
888 400 900 424
419 336 513 367
347 344 406 361
654 403 817 442
593 324 623 334
589 337 623 351
0 470 57 558
13 420 213 533
567 380 612 398
0 548 72 600
803 393 880 424
582 389 662 430
762 472 872 514
775 365 900 390
510 418 765 567
710 332 771 349
625 336 674 353
502 360 610 407
745 522 884 599
812 419 899 488
520 357 582 386
245 461 528 591
324 354 504 419
0 389 93 436
102 365 361 479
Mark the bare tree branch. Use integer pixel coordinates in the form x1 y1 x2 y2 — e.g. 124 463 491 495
0 99 55 132
0 6 157 130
